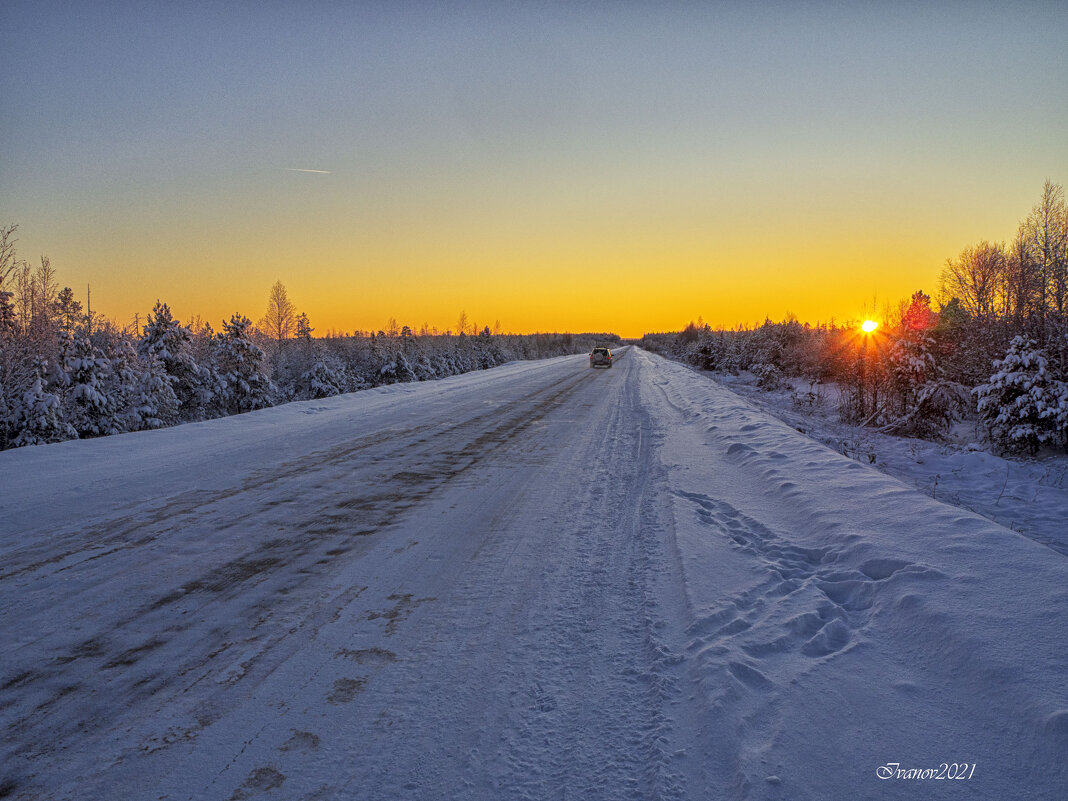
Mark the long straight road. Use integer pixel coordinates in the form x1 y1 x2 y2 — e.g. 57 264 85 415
2 348 1066 800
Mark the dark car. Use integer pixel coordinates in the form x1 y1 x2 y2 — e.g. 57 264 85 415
589 347 613 368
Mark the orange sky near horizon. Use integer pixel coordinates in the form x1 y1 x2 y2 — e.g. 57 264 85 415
21 170 1049 339
2 3 1065 340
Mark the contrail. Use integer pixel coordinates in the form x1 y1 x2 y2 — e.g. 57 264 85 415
286 168 332 174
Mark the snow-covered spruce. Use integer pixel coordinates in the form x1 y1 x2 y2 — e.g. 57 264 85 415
213 314 274 414
975 336 1064 454
131 351 181 429
57 328 116 437
138 301 214 418
9 358 75 447
298 357 348 399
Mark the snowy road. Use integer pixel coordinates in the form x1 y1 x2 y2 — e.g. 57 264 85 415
2 348 1066 800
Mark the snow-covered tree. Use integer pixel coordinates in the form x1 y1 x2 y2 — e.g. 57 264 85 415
139 301 209 416
889 330 936 409
0 290 15 338
139 301 190 366
893 291 937 377
11 359 75 446
880 289 961 437
0 334 26 448
214 314 274 413
298 357 346 399
131 351 180 429
1050 379 1068 449
98 338 136 433
974 336 1060 454
376 352 417 385
58 328 116 437
753 362 784 390
411 354 438 381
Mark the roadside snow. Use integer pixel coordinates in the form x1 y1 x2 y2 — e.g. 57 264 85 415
709 368 1068 556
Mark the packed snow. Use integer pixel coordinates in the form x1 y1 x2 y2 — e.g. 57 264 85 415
1 347 1065 800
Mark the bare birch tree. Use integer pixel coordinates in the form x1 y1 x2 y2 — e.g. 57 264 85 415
939 240 1006 320
1022 180 1068 336
260 280 296 345
0 224 23 291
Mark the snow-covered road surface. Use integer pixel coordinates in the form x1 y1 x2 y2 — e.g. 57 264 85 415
2 348 1066 800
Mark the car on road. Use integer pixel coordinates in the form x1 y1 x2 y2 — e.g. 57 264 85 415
589 347 613 368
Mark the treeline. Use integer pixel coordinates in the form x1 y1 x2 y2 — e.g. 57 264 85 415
642 181 1068 455
0 229 618 449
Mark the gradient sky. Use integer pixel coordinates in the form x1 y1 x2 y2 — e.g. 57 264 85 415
2 1 1066 337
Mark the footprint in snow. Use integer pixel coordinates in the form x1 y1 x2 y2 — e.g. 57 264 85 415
278 730 320 752
336 647 397 666
229 766 285 800
327 677 366 704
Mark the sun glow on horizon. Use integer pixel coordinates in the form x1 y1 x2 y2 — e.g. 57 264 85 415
861 320 879 333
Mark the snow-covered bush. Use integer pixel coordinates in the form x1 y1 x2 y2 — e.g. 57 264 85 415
791 383 823 411
753 362 784 390
298 358 347 399
886 380 970 440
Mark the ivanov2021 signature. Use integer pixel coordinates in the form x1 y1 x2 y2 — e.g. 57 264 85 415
876 762 977 780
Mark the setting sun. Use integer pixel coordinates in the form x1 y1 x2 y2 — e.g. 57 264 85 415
861 320 879 333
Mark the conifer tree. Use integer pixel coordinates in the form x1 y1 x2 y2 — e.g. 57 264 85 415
889 291 938 415
133 351 180 428
214 314 274 413
55 287 83 336
299 358 346 398
975 336 1060 454
59 327 114 436
139 301 209 416
11 358 75 446
295 312 313 340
